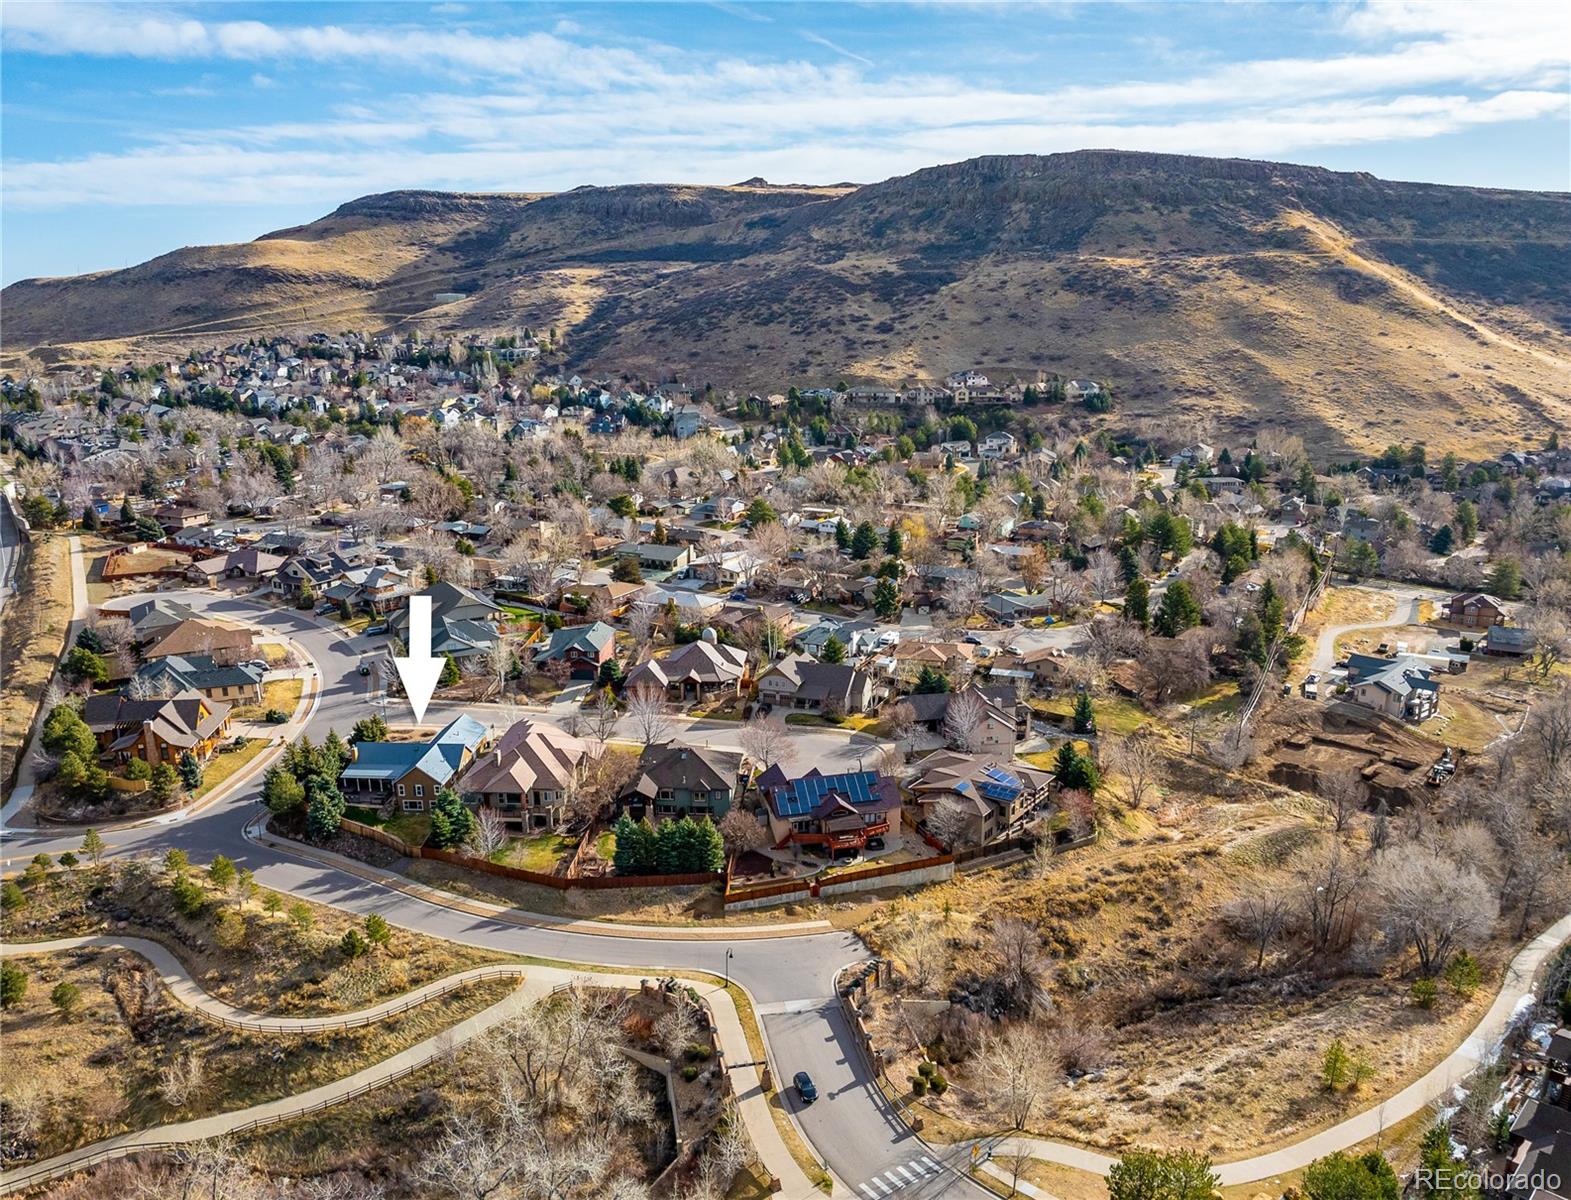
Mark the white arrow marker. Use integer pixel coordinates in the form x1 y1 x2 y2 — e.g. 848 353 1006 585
392 594 445 724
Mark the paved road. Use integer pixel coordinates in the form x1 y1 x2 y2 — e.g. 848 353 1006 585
0 487 22 617
0 934 823 1198
0 589 966 1199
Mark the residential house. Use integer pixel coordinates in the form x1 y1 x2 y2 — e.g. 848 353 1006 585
108 597 198 644
532 621 617 680
185 547 287 586
615 541 695 573
144 617 257 666
755 765 902 859
903 685 1022 753
458 718 591 831
389 581 503 661
680 551 756 589
1444 592 1507 629
755 654 881 715
82 691 233 767
624 638 748 702
154 503 210 532
340 714 488 811
906 751 1051 847
129 654 265 704
982 590 1057 622
621 743 743 824
1345 653 1441 722
1485 625 1536 657
978 431 1019 460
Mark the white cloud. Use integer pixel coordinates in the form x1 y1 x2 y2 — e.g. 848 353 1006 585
0 0 1564 212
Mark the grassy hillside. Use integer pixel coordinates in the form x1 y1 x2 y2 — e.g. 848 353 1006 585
5 150 1568 455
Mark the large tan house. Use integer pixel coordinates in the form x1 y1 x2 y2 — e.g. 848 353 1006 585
458 718 593 831
82 691 233 767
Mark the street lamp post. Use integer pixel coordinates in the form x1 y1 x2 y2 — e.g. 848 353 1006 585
724 947 733 988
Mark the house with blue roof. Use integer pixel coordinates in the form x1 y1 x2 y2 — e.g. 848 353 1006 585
754 764 902 859
340 714 488 813
129 654 265 705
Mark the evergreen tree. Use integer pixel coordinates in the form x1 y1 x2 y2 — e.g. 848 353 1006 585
43 707 97 760
1487 558 1523 601
322 730 353 773
873 577 902 621
438 653 462 687
1108 1149 1220 1200
1454 499 1478 544
306 775 346 840
913 664 951 694
834 519 851 551
612 813 658 874
1429 524 1455 555
1118 545 1141 586
1072 691 1096 735
150 762 180 805
1341 539 1380 581
850 521 879 560
63 647 109 685
885 527 904 557
119 497 136 525
350 715 389 743
75 626 105 654
263 766 306 813
1053 744 1100 793
821 635 847 664
1124 578 1150 629
177 750 203 792
425 786 473 849
1153 581 1202 637
207 854 237 889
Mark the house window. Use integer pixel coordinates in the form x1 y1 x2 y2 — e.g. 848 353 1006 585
397 783 406 796
403 799 423 812
415 784 424 798
658 789 674 800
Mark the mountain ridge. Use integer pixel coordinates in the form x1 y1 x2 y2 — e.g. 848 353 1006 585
4 150 1569 453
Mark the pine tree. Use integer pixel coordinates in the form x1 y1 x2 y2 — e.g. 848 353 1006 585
438 653 461 688
425 787 473 849
1153 581 1202 637
1124 577 1150 629
873 577 902 621
612 813 657 874
1072 691 1096 734
821 635 847 664
850 521 879 560
834 519 851 551
177 750 203 792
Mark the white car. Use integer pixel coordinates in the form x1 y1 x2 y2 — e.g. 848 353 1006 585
1004 643 1024 656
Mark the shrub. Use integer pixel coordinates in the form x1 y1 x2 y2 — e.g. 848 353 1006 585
164 849 189 874
51 980 82 1020
680 1064 701 1082
685 1043 713 1063
910 1075 929 1097
265 708 289 724
207 855 237 890
1411 978 1439 1009
288 901 313 933
1445 951 1482 996
930 1073 950 1095
123 758 153 782
0 962 26 1008
364 914 392 947
58 851 79 868
340 929 369 959
917 1061 937 1079
170 874 206 917
0 881 25 913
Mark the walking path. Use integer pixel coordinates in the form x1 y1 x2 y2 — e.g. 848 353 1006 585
0 935 820 1199
1 536 88 830
966 907 1571 1189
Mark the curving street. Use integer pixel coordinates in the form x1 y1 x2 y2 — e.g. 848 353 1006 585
3 585 1565 1199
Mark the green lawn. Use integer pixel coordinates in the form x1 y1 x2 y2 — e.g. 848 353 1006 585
232 677 304 721
499 832 577 872
344 805 429 847
189 738 270 801
595 830 617 860
1029 694 1148 736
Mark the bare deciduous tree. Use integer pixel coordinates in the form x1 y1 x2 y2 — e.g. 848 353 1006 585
1106 731 1159 810
624 685 673 748
464 806 509 860
976 1025 1053 1133
990 917 1049 1014
1224 889 1290 971
941 688 988 753
1319 765 1367 833
738 715 793 772
1374 848 1498 976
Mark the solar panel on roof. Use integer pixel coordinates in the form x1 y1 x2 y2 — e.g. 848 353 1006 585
772 770 880 817
978 764 1023 803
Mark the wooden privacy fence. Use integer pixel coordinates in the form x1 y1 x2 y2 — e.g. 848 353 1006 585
723 851 955 909
338 818 723 892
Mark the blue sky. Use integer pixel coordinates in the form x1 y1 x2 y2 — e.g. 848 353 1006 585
2 1 1567 284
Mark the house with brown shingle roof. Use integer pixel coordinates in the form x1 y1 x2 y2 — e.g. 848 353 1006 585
82 690 233 767
458 718 592 830
143 617 257 666
623 638 748 703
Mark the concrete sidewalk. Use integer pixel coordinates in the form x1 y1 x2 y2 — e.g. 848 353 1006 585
0 937 821 1198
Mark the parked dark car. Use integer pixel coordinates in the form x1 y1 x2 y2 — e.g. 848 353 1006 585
866 837 885 852
365 624 388 636
793 1071 818 1104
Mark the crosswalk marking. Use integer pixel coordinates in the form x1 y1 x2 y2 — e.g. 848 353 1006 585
859 1156 944 1196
